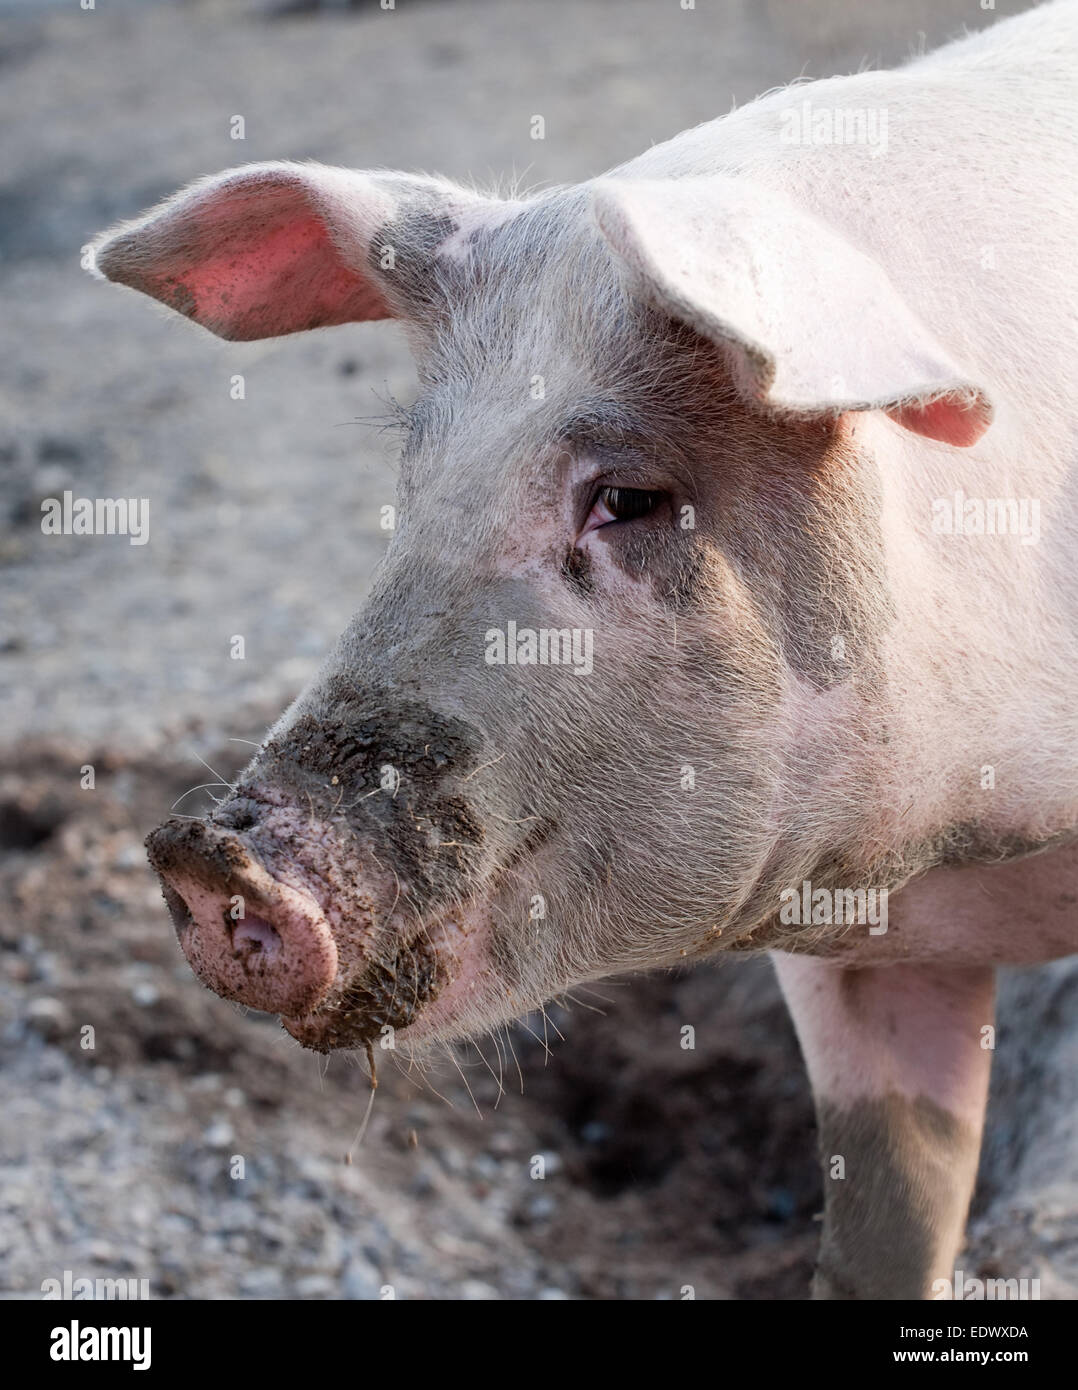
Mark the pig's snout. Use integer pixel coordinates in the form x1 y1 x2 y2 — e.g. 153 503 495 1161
146 818 338 1017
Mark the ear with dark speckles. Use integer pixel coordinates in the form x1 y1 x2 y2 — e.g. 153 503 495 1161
91 160 480 342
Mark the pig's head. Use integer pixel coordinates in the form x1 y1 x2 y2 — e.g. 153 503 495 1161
93 162 992 1052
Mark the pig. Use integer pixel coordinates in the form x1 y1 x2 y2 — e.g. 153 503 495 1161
91 0 1078 1299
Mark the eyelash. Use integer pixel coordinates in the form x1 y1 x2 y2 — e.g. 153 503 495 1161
590 485 666 526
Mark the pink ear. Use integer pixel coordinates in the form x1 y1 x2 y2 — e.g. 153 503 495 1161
591 177 995 449
92 162 460 341
886 395 993 447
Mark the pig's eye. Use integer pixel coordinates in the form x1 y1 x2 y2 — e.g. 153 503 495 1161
589 486 664 527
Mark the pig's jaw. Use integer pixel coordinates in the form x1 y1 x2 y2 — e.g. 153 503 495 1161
278 907 496 1054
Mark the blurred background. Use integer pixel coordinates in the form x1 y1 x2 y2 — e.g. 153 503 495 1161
2 0 1075 1300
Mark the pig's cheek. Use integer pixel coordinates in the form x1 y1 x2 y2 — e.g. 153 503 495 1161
574 531 637 590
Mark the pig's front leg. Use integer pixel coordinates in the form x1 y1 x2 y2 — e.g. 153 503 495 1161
771 953 996 1300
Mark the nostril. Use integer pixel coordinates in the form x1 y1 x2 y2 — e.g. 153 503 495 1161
217 802 259 833
231 913 280 958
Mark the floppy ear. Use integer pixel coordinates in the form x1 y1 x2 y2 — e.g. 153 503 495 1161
91 161 476 341
590 176 993 447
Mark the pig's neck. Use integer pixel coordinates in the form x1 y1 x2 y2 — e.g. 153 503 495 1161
776 424 1078 891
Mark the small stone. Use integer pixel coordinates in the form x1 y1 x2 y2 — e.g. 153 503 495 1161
239 1267 282 1297
295 1274 334 1298
24 996 70 1041
203 1119 234 1148
460 1279 498 1300
341 1256 381 1301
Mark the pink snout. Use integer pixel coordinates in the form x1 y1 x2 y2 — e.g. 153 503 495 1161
147 821 338 1018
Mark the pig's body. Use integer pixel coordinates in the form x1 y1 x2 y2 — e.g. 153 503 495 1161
93 1 1078 1298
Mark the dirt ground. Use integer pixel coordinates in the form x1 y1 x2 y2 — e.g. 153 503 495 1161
2 0 1075 1301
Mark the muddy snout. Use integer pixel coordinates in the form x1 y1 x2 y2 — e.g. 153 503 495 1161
146 817 339 1018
